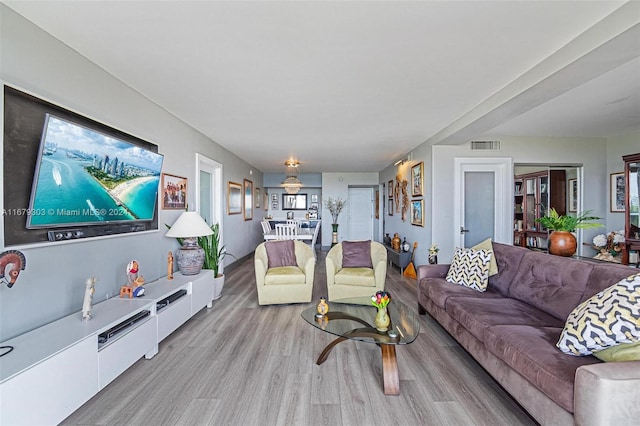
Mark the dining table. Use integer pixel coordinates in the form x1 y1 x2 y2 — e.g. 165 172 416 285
263 227 314 241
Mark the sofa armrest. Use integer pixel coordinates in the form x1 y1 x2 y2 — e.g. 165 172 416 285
417 264 450 281
574 361 640 425
254 257 267 287
303 256 316 286
326 257 337 287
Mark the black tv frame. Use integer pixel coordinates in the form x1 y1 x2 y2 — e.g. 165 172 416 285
3 85 161 246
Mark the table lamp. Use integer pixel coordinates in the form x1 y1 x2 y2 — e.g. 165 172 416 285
165 211 213 275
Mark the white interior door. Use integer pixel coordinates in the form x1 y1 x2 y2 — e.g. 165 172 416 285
454 158 513 248
195 154 223 267
348 187 374 241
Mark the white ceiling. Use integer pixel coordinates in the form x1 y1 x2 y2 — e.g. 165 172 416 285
4 1 639 173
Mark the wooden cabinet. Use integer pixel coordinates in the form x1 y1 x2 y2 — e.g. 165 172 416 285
514 170 566 249
622 153 640 265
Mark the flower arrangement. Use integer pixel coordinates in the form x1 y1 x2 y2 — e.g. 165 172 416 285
429 244 439 256
592 230 625 257
324 197 346 224
371 290 391 309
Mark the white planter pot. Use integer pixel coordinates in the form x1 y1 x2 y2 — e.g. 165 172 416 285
213 274 225 300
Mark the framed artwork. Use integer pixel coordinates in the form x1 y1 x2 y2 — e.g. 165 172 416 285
264 192 269 211
227 181 242 215
388 180 394 198
375 190 379 219
282 194 307 210
388 199 393 216
271 201 278 210
568 178 578 212
271 193 278 202
610 172 625 212
411 199 424 226
411 162 424 196
161 173 187 210
243 179 253 220
311 194 318 203
255 188 261 209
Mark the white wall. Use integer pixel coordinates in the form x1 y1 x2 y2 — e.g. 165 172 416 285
606 131 640 232
432 136 610 262
0 6 262 340
320 172 378 245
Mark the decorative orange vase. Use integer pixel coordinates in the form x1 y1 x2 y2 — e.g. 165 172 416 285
548 231 577 257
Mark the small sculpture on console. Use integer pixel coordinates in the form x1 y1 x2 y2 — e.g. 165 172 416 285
167 251 174 280
82 276 96 322
121 260 145 298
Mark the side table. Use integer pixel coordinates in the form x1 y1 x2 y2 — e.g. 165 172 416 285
384 244 412 274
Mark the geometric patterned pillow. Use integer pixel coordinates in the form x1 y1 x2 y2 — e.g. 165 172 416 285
445 247 492 292
471 238 499 277
557 273 640 356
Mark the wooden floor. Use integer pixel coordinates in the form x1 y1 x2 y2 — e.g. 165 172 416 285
62 251 537 426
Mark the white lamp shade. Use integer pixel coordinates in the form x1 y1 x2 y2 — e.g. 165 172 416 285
165 212 213 238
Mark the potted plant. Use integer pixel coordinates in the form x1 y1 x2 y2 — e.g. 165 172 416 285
535 208 602 256
198 222 234 300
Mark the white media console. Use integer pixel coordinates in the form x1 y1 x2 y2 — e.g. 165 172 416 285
0 270 215 425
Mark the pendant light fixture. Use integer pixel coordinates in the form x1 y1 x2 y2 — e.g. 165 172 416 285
282 160 302 194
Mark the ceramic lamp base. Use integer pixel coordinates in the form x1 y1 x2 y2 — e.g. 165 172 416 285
176 238 205 275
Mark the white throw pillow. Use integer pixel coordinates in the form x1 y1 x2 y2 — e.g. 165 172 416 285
445 247 492 292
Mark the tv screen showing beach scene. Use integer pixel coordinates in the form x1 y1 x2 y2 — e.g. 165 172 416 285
27 114 164 228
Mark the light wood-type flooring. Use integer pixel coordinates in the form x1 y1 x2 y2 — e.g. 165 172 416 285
62 250 537 426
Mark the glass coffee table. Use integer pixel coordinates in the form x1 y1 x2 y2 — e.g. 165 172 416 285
301 296 420 395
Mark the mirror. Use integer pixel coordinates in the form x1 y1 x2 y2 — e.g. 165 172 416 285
628 161 639 231
282 194 307 210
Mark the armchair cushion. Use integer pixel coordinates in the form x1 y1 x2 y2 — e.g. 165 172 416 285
335 267 376 287
342 240 373 268
265 266 306 285
265 240 297 268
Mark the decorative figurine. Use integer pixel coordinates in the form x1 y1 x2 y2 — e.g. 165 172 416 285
126 260 145 297
316 297 329 317
82 276 96 322
0 250 26 288
167 251 174 280
391 233 401 251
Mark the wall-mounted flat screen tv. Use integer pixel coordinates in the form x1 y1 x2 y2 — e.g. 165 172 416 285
26 114 164 229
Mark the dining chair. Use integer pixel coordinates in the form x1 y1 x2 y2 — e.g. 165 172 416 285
275 223 297 240
261 220 271 235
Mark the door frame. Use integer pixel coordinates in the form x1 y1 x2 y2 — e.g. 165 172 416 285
195 153 224 268
453 157 513 247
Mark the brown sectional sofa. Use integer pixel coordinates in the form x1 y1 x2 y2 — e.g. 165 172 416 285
417 242 640 425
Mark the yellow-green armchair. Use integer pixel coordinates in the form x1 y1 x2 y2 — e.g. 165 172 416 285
326 240 387 301
255 240 316 305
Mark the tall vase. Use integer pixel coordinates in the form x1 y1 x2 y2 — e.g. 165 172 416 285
375 306 390 332
331 223 339 246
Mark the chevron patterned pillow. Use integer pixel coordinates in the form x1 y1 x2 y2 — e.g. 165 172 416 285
445 247 492 292
557 273 640 356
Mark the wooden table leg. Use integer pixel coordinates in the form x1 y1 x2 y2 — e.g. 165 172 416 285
381 344 399 395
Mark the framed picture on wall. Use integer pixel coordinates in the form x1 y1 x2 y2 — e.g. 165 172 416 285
610 172 625 212
388 180 394 198
411 199 424 226
411 162 424 197
375 190 379 219
568 178 578 212
388 199 393 216
255 188 261 209
271 193 278 202
272 201 278 210
227 181 242 215
243 179 253 220
264 192 269 211
161 173 187 210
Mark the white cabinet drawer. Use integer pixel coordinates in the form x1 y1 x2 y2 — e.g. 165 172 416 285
0 337 98 426
157 294 191 342
98 317 156 389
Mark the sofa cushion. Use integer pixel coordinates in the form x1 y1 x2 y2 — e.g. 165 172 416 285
593 341 640 362
509 251 594 321
447 296 564 342
265 240 297 268
446 247 492 291
472 238 498 276
484 325 600 413
487 242 529 296
580 262 639 303
264 266 305 285
421 277 504 310
342 240 373 268
335 268 375 287
557 273 640 356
